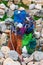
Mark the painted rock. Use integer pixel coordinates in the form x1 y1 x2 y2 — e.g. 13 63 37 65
14 8 27 23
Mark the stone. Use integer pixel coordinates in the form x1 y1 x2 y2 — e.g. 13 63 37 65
0 3 6 18
27 62 39 65
1 33 7 45
36 18 42 25
7 9 14 17
0 58 5 65
0 51 4 58
14 0 20 4
41 29 43 38
3 58 21 65
22 62 26 65
10 4 15 10
8 50 19 61
39 38 43 45
40 60 43 65
16 23 23 28
29 4 35 10
22 53 29 58
34 31 40 39
0 22 6 32
7 1 13 7
1 46 10 55
35 4 42 10
3 58 15 65
36 24 42 32
22 46 27 53
28 51 43 61
19 7 25 10
15 5 18 9
13 61 21 65
23 57 30 63
22 0 31 5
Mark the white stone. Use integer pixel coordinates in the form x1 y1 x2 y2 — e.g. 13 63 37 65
3 58 15 65
40 60 43 65
41 29 43 38
0 51 4 58
34 31 40 39
15 5 18 9
29 4 35 10
0 3 6 18
23 57 30 63
0 3 7 18
1 46 10 55
17 23 23 28
0 58 5 65
1 33 7 45
0 3 6 9
40 38 43 44
7 9 14 17
22 46 27 53
27 62 39 65
36 24 42 32
8 50 18 61
36 18 42 25
28 51 43 61
22 62 26 65
14 0 20 4
35 4 42 10
19 7 25 10
3 58 21 65
10 4 15 10
22 0 31 5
